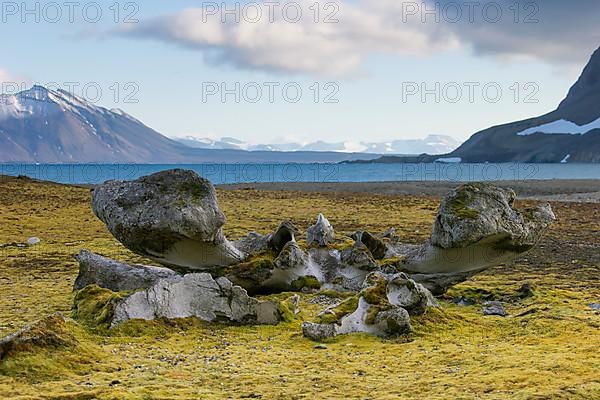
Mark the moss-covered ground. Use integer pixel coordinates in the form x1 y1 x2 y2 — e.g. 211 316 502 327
0 176 598 399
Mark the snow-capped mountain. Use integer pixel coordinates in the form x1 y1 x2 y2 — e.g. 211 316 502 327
446 46 600 163
0 86 381 163
0 85 191 163
175 134 460 155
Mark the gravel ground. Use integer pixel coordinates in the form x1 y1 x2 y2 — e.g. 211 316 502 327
219 179 600 202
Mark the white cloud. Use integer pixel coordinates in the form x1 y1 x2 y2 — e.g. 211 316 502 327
117 0 600 77
0 69 16 85
0 69 30 92
118 0 461 77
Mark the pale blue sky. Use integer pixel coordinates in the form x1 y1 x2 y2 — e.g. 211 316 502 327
1 0 598 143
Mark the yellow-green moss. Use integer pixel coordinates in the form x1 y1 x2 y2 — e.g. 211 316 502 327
318 297 360 324
290 275 321 291
1 176 600 399
71 285 126 330
448 189 480 219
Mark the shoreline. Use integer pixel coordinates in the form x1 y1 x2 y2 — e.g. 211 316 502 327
219 179 600 203
2 175 600 202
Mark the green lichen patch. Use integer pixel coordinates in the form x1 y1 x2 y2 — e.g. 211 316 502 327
317 289 356 299
318 297 360 325
290 276 321 291
225 252 277 289
447 188 480 220
72 285 126 330
361 274 394 324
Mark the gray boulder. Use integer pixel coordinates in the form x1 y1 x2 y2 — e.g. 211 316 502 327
431 183 555 250
274 241 309 270
91 169 245 272
482 301 507 316
233 231 272 254
373 308 412 336
111 273 281 327
340 244 379 271
399 183 555 277
387 273 438 315
301 322 337 341
74 250 178 292
307 214 335 246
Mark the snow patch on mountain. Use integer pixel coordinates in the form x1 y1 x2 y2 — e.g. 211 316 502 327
516 117 600 136
0 85 137 124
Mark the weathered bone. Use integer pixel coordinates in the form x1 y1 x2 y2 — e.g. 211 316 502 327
109 273 281 327
91 169 245 271
302 272 437 340
397 183 555 276
90 170 554 297
74 250 178 292
307 214 335 246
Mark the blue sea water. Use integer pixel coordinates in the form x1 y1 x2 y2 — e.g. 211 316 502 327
1 163 599 185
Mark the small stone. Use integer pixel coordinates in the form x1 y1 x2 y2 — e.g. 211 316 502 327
26 237 40 246
302 322 336 341
588 303 600 311
314 344 328 350
482 301 507 316
516 283 535 299
453 296 476 307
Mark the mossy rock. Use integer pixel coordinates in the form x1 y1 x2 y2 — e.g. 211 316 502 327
290 276 321 291
72 285 127 330
318 296 360 324
361 274 394 324
225 253 277 289
0 313 77 360
447 189 480 220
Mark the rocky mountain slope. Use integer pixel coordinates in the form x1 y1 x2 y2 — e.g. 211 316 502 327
0 86 379 164
364 46 600 164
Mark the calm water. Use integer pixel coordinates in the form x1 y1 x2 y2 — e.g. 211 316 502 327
1 163 599 185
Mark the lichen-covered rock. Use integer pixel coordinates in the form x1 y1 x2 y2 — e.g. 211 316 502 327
234 231 272 254
91 169 245 271
303 272 433 340
274 241 309 270
373 308 412 336
431 183 555 250
307 214 335 246
340 244 379 271
110 274 281 327
0 313 77 359
301 322 337 341
482 301 507 317
387 273 438 315
351 231 388 260
74 250 179 292
399 183 555 278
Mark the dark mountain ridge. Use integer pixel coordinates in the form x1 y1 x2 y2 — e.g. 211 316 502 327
361 46 600 164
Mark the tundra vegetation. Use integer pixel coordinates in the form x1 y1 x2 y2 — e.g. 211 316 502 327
0 175 598 399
